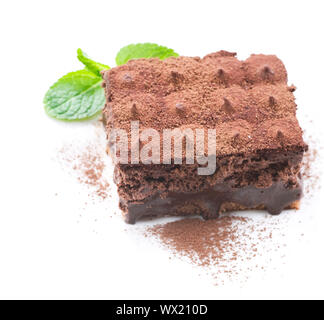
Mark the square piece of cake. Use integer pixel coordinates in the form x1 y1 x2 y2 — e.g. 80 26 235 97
102 51 307 224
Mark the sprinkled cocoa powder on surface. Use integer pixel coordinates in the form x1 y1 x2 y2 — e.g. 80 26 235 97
59 143 110 200
76 146 110 199
301 134 322 197
146 215 284 284
148 217 247 267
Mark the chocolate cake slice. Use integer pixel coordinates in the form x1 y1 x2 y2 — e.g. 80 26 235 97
102 51 308 224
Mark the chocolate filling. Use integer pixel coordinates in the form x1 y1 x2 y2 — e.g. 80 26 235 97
123 180 302 224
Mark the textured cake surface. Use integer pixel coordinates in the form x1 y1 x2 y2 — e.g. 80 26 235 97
102 51 307 224
102 51 306 158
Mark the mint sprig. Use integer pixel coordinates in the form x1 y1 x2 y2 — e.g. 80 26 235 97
44 70 105 121
44 43 179 121
116 43 179 66
77 49 110 76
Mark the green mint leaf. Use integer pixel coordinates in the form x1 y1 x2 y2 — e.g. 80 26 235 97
44 70 105 121
77 48 110 76
115 43 179 66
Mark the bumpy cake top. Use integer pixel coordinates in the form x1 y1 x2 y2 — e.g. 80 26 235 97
102 51 307 158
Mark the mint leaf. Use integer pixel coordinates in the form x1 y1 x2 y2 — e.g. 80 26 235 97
115 43 179 66
45 44 180 121
77 48 110 76
44 70 105 121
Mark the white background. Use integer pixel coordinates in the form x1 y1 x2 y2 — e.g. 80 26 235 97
1 0 324 300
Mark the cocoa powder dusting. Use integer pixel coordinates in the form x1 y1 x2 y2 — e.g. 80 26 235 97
148 217 247 267
146 215 281 284
301 134 322 197
59 144 110 200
